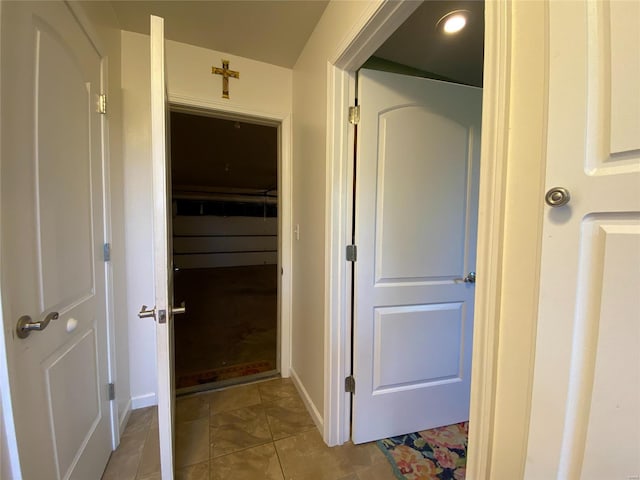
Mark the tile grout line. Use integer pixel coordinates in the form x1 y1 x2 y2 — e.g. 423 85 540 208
272 438 287 480
206 382 297 478
259 385 277 443
259 383 287 479
211 439 274 461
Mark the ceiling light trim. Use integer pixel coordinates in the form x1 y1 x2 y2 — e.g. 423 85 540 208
436 9 472 35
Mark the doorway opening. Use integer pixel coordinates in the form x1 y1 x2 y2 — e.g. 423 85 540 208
326 2 484 448
169 107 281 394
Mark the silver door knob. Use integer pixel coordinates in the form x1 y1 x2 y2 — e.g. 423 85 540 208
455 272 476 283
16 312 59 339
545 187 570 207
463 272 476 283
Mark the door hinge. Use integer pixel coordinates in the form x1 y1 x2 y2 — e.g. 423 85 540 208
348 105 360 125
103 243 111 262
346 244 357 262
99 94 107 115
108 383 116 401
345 375 355 394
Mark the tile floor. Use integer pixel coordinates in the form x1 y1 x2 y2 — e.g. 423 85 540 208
101 378 397 480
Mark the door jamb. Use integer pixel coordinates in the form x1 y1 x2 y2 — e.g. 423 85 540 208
169 94 293 379
323 1 512 477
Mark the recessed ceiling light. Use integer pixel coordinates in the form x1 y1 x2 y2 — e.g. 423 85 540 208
436 10 470 35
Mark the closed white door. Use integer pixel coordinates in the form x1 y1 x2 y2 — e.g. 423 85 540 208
352 69 482 443
0 2 112 479
525 2 640 479
148 14 177 479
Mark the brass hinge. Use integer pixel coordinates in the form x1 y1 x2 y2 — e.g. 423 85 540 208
346 245 357 262
103 243 111 262
345 375 355 394
108 383 116 401
99 94 107 115
348 105 360 125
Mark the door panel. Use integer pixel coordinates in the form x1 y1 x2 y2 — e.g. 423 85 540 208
45 329 101 478
525 1 640 478
149 14 176 478
352 69 481 443
373 303 464 390
375 107 468 281
608 1 639 156
580 220 640 478
1 2 111 479
37 22 94 311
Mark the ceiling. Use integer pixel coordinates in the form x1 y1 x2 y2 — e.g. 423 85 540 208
111 1 484 83
373 1 484 87
111 1 329 68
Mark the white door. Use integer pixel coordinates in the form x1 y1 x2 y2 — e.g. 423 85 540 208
146 14 177 479
525 2 640 478
0 2 112 479
352 69 482 443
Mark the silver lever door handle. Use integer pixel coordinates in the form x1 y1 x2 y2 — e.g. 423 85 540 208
172 302 186 315
138 305 156 319
138 303 185 321
16 312 59 339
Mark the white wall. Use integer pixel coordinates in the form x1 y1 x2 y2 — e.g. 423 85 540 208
121 31 292 406
290 1 376 422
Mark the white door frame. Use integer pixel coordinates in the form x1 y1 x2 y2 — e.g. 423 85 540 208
0 0 120 475
323 1 512 477
169 94 293 378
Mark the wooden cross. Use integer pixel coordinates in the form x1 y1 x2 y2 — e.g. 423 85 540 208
211 60 239 99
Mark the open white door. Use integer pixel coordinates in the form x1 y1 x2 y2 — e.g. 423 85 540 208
352 69 481 443
525 2 640 478
0 2 112 478
144 14 179 479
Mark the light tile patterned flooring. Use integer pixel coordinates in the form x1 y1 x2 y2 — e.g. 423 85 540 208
101 378 397 480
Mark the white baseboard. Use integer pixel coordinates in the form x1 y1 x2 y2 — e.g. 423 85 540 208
131 392 157 410
290 367 324 433
119 399 132 434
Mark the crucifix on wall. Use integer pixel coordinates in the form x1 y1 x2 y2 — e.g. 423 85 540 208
211 59 239 99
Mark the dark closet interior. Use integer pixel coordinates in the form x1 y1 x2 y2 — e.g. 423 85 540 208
170 110 279 393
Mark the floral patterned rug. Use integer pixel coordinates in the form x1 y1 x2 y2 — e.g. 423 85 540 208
377 422 468 480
